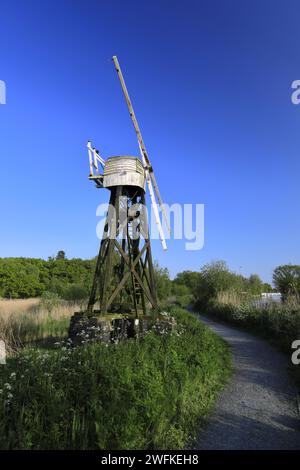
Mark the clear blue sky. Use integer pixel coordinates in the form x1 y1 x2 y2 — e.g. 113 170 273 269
0 0 299 283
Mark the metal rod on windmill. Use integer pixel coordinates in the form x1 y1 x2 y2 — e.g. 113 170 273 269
112 56 171 249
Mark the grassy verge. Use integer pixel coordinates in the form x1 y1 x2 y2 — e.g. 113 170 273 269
199 298 300 388
0 306 231 450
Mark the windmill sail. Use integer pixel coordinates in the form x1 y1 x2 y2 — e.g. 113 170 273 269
112 55 170 248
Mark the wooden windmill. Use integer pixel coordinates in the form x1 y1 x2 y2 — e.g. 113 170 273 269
86 56 169 317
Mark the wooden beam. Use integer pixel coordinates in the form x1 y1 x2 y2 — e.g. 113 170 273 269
106 243 147 309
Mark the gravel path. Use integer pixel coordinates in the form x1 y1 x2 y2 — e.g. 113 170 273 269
195 314 300 450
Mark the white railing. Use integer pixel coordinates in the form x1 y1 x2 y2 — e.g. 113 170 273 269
87 141 105 176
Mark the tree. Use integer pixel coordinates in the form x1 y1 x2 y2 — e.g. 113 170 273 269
262 282 273 293
173 271 200 295
0 258 46 298
273 265 300 302
56 251 66 260
154 262 172 300
62 284 89 301
247 274 263 295
0 256 95 299
195 260 248 307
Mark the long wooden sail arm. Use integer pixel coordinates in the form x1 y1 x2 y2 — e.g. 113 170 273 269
112 55 171 235
112 56 151 168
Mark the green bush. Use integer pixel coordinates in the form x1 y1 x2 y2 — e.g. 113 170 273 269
0 307 231 450
194 260 270 310
203 298 300 352
62 284 89 301
0 255 95 299
273 265 300 302
40 291 61 313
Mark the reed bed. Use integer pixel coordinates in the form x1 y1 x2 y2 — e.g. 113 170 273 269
0 298 83 348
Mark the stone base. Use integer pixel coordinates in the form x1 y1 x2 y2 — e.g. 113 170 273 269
68 312 176 346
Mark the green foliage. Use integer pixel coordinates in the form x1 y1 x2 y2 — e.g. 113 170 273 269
1 299 78 347
0 255 96 299
194 260 268 309
173 271 200 295
247 274 263 295
0 307 231 450
172 283 190 297
273 265 300 302
167 271 199 308
56 250 66 260
262 282 273 293
0 253 173 304
154 262 172 301
192 261 300 341
62 284 89 301
200 291 300 392
204 298 299 343
0 252 198 308
40 291 61 313
0 258 46 299
195 261 241 308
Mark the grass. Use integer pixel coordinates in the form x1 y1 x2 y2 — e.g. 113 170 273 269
203 295 300 350
0 298 82 348
0 298 40 316
0 306 231 450
199 295 300 388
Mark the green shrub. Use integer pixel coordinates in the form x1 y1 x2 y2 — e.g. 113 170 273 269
273 265 300 302
62 285 89 301
40 291 61 313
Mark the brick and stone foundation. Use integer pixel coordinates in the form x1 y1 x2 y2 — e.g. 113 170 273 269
68 312 176 346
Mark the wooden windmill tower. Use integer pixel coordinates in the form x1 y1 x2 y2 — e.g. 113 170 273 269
86 56 169 317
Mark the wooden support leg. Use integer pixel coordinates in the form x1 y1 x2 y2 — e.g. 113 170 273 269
141 192 158 312
100 186 121 314
87 206 110 314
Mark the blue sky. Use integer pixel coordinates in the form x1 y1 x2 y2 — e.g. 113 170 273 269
0 0 299 283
